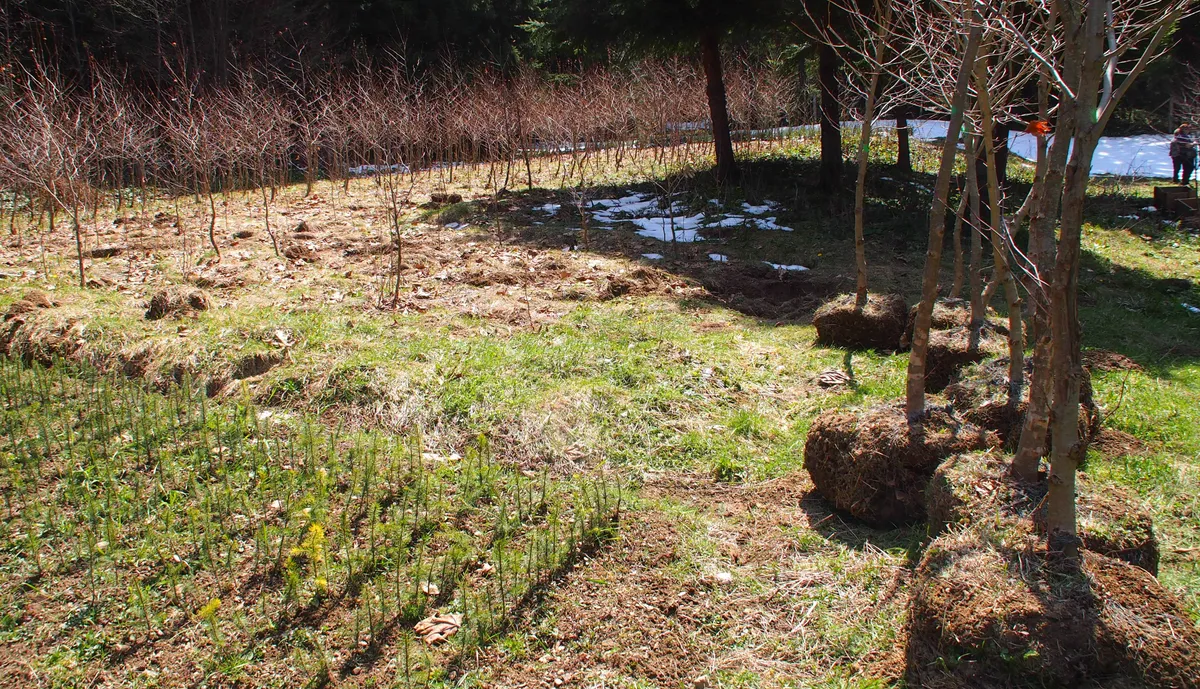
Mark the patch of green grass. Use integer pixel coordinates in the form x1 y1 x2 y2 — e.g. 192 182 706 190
0 357 622 687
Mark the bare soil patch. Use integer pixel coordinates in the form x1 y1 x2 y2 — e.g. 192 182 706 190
477 473 908 688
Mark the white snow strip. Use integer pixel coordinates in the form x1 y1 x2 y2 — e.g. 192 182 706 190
709 253 729 263
630 214 707 243
764 262 809 271
534 203 561 215
751 217 794 232
641 253 664 260
706 215 747 228
348 163 411 176
742 201 779 215
1183 303 1200 315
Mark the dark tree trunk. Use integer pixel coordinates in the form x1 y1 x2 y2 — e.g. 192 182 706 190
896 107 911 172
700 32 737 185
993 121 1011 189
818 41 843 192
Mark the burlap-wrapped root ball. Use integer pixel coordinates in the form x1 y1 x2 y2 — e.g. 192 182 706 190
802 403 994 527
812 293 908 351
906 527 1197 688
927 452 1159 574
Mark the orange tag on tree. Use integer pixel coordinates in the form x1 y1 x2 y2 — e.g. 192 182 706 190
1025 120 1052 136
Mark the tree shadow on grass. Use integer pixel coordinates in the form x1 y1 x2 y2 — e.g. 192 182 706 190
1078 248 1200 374
439 156 940 325
796 487 926 566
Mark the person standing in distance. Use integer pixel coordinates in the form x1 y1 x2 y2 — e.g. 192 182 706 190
1170 123 1198 184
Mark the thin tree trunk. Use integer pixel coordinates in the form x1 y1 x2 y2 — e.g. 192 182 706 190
975 59 1025 402
966 134 983 333
1045 0 1112 562
1013 5 1072 482
72 208 85 289
700 32 737 185
852 6 892 308
950 191 969 299
906 17 982 419
207 190 220 261
818 41 843 192
1046 149 1091 560
896 108 911 172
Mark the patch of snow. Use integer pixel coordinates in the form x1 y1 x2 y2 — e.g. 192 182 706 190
706 215 747 228
709 253 729 263
751 217 794 232
445 222 469 230
741 201 779 216
1183 303 1200 315
348 163 410 176
641 253 664 260
1143 206 1158 212
763 262 809 271
1118 214 1140 220
630 213 707 243
534 203 561 215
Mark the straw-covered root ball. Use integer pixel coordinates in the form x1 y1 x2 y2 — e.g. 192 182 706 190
906 528 1198 688
145 286 212 320
812 292 908 351
926 452 1159 574
803 403 994 527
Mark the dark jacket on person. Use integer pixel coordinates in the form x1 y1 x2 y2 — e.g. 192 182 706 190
1171 130 1198 160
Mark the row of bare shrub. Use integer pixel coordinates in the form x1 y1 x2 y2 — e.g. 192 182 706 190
0 56 809 211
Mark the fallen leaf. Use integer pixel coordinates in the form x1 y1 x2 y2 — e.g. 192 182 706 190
414 613 462 645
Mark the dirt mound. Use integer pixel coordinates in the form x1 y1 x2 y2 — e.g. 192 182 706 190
803 403 994 527
945 358 1100 449
1082 348 1143 373
907 529 1198 688
599 268 675 300
812 293 908 350
901 298 967 348
1 291 79 363
4 290 56 318
924 326 1006 393
282 242 319 262
927 452 1159 574
1091 428 1147 460
232 351 284 379
145 287 211 320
